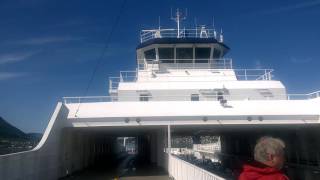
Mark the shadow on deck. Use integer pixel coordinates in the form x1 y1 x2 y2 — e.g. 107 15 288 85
60 153 169 180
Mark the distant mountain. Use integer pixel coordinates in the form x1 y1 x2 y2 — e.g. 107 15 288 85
0 117 42 140
0 117 43 155
27 133 43 141
0 116 27 140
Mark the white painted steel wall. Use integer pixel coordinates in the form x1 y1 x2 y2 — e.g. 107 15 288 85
0 103 69 180
169 155 225 180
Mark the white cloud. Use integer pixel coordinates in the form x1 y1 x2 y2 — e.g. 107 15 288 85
14 36 83 45
260 0 320 15
0 52 37 65
0 72 27 81
290 57 313 64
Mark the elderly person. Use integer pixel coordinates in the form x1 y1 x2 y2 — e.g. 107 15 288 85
239 136 289 180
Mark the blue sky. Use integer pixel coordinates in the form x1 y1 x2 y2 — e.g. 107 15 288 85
0 0 320 133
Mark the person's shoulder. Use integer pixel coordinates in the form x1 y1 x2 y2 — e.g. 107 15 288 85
237 173 246 180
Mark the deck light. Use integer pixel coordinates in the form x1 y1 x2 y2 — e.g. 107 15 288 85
258 116 263 121
247 116 252 121
124 118 130 123
136 118 141 123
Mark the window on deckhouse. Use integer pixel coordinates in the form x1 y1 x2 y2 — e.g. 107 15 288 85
176 48 193 63
195 48 211 63
191 94 200 101
144 48 156 62
139 94 150 101
158 48 174 63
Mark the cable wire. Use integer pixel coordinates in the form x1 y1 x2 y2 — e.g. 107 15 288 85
75 0 127 117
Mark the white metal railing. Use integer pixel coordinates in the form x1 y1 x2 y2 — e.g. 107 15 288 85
169 155 225 180
138 58 233 70
109 77 120 93
117 69 273 82
62 91 320 104
140 28 219 43
108 68 274 92
287 91 320 100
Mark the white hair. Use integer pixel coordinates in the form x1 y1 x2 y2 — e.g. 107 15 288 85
254 136 286 163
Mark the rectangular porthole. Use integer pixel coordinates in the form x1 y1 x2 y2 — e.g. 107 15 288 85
139 94 150 101
191 94 200 101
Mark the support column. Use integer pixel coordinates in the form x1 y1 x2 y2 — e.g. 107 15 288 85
192 135 201 144
167 124 171 176
168 125 171 152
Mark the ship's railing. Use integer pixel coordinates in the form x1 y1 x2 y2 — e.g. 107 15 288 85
287 91 320 100
109 77 120 93
140 28 219 43
169 155 226 180
108 69 274 92
62 91 320 104
138 58 233 70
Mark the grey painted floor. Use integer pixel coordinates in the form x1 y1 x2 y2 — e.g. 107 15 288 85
61 166 169 180
61 154 169 180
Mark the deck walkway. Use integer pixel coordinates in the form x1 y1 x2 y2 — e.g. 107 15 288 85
60 154 169 180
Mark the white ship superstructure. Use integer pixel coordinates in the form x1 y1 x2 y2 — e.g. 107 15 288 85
1 10 320 180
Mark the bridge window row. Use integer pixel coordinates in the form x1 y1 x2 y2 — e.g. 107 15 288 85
144 47 221 63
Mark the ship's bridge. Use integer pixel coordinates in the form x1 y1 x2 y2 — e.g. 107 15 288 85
137 27 229 71
107 26 282 102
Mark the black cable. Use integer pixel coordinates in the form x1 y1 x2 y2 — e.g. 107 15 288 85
75 0 127 116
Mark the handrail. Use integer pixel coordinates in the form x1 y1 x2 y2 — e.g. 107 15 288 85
138 58 233 70
119 69 273 78
62 91 320 104
140 28 220 43
169 155 226 180
108 69 274 92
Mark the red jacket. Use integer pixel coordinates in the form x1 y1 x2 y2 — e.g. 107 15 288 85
238 162 289 180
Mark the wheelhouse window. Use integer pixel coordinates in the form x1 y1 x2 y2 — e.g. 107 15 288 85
144 48 156 62
176 48 193 63
139 94 150 101
212 48 221 58
158 48 174 63
195 48 211 63
191 94 200 101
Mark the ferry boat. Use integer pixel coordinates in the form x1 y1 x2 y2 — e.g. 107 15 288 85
0 9 320 180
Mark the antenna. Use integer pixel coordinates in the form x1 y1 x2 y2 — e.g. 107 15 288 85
194 17 198 37
185 8 188 18
158 16 161 30
170 8 187 38
219 28 224 42
212 16 215 28
212 16 217 39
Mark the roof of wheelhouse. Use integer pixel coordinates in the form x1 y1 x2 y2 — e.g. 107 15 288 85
137 9 230 55
136 37 230 51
